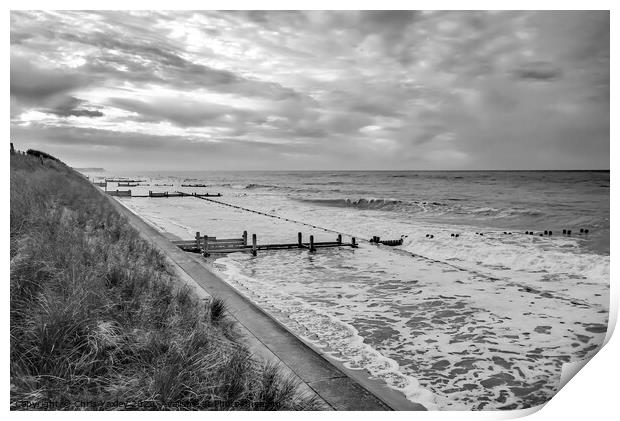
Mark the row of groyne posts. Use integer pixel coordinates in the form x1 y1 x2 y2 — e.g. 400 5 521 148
172 231 358 257
106 190 221 198
92 178 221 198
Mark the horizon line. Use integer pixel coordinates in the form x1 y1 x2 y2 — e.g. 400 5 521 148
75 168 611 173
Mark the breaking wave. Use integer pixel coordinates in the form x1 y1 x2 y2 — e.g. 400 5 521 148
244 183 280 190
295 197 550 220
295 197 410 211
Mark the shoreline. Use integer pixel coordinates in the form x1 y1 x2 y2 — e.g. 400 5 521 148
105 193 427 410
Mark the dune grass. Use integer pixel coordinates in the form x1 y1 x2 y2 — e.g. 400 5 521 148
10 153 323 410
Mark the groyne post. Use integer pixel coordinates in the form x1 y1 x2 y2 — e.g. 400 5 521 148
202 235 210 257
252 234 257 256
243 231 248 246
337 234 342 244
298 232 303 247
195 231 201 248
309 235 316 252
351 237 357 248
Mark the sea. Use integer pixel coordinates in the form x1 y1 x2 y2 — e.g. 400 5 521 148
90 170 610 410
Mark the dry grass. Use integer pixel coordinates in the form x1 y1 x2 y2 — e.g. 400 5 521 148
10 153 324 411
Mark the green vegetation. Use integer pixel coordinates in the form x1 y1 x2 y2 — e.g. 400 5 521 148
25 149 60 161
10 153 322 410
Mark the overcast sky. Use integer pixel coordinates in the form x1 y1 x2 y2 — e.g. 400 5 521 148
10 10 609 171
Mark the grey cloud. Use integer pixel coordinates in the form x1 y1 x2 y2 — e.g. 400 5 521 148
359 10 418 39
47 108 104 118
10 123 328 171
42 96 103 118
9 10 609 170
320 112 372 135
57 27 304 101
10 31 32 45
108 97 262 128
12 11 306 102
226 10 309 31
11 123 172 149
10 55 89 102
513 61 563 81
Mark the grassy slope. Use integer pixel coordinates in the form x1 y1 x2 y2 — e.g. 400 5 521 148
10 153 322 410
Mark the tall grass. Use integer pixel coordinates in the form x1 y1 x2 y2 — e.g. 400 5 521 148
10 153 323 410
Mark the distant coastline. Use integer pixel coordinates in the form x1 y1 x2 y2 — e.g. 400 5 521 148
73 167 105 172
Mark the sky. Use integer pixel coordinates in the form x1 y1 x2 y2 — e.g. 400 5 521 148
10 10 609 171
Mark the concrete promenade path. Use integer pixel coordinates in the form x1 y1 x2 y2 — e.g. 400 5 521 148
104 194 427 411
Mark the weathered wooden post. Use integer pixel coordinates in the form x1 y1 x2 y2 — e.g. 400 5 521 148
149 190 152 197
337 234 342 244
351 237 357 248
10 143 15 155
195 231 201 248
165 191 169 198
202 235 209 257
298 232 303 247
309 235 316 252
243 231 248 246
252 234 257 256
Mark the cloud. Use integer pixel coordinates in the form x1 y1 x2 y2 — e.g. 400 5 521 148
9 122 331 171
56 26 305 101
10 54 89 102
58 109 104 118
42 96 103 118
107 96 259 128
512 61 563 81
9 10 609 170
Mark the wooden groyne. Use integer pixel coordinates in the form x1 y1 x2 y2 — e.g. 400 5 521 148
93 181 107 187
370 236 404 246
117 182 139 187
173 231 357 257
105 178 145 183
189 196 408 250
176 191 221 197
129 191 222 198
106 189 132 197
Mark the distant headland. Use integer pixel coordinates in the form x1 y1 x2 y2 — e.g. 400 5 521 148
73 167 105 172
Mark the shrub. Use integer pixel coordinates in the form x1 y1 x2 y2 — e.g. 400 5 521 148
10 152 323 411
